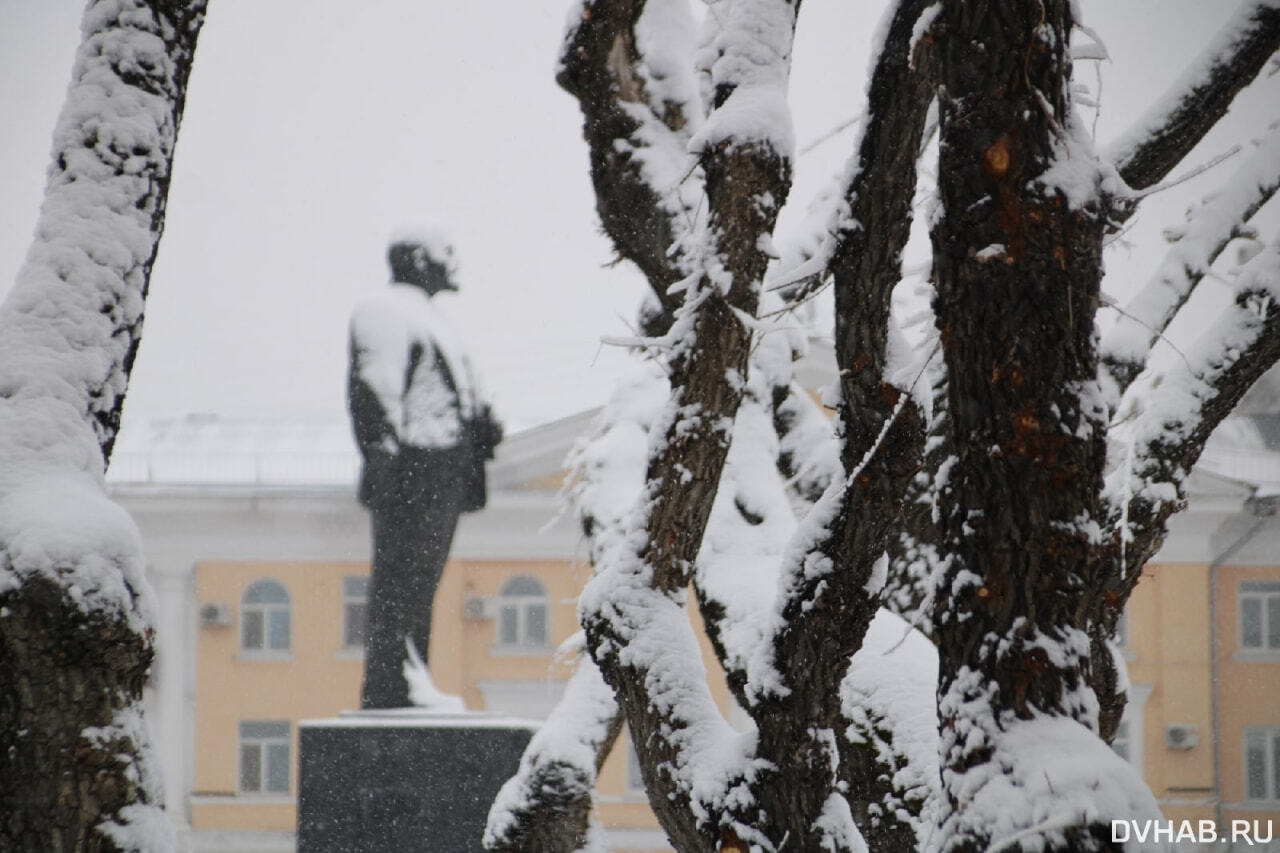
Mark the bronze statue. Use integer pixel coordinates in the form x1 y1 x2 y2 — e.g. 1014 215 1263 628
348 230 502 709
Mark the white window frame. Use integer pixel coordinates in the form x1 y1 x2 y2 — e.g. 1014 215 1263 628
240 579 291 657
1238 581 1280 658
341 575 369 652
494 575 550 652
1243 727 1280 803
238 720 291 796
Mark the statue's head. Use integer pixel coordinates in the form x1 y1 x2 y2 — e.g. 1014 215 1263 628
388 227 458 295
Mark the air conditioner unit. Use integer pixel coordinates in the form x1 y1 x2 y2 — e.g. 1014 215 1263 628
199 602 233 627
463 596 493 621
1164 724 1199 750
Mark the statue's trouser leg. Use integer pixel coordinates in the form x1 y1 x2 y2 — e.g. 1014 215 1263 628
361 500 462 709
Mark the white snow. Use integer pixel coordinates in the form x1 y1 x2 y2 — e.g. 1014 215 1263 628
1102 0 1280 175
1107 236 1280 519
0 2 194 844
841 610 941 846
484 656 618 850
1101 125 1280 395
349 285 488 448
87 701 174 852
909 3 943 68
403 638 468 713
689 0 797 157
944 714 1166 852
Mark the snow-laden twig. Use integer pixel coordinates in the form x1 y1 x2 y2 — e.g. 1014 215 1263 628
1100 125 1280 406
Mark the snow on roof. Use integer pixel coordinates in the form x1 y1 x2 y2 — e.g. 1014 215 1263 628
105 409 602 490
107 415 360 487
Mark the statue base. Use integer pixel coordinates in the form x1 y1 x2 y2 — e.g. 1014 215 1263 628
297 708 537 852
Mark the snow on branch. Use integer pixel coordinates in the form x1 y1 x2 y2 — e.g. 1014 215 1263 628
0 0 203 619
1100 124 1280 405
0 0 205 464
1105 236 1280 582
839 611 940 849
754 0 934 718
559 0 802 846
1104 0 1280 192
558 0 702 319
484 656 623 853
0 2 205 849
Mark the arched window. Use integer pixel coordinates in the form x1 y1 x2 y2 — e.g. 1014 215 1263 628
495 575 548 650
242 579 291 653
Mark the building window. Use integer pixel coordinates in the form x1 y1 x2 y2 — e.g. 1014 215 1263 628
495 575 549 650
1239 581 1280 653
239 720 290 795
242 579 291 654
1244 727 1280 802
343 576 369 649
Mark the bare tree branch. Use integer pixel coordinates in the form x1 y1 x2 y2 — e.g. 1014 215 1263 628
1105 0 1280 192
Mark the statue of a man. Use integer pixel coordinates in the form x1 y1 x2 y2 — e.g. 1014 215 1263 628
347 229 502 709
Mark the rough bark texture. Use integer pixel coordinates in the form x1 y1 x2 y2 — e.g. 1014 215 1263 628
485 713 624 853
0 1 206 848
930 1 1113 849
0 579 156 852
557 0 690 316
502 0 1280 848
735 2 935 847
585 136 792 853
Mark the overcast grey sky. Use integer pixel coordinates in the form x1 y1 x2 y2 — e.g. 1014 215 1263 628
2 1 1275 438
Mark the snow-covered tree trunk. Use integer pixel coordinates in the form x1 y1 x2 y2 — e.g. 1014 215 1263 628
490 0 1280 850
0 1 206 849
926 2 1137 848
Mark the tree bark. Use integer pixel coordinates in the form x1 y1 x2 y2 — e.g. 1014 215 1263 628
0 1 206 849
930 1 1116 848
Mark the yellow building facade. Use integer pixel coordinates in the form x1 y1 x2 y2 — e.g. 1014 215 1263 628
110 411 1280 851
183 554 739 849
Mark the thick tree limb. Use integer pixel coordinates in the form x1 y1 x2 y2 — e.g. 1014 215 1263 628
720 1 934 847
491 11 706 837
0 1 206 848
484 656 623 853
569 1 799 848
927 1 1151 848
557 0 699 318
1105 0 1280 192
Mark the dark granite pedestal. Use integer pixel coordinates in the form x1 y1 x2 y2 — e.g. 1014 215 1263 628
297 710 538 853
